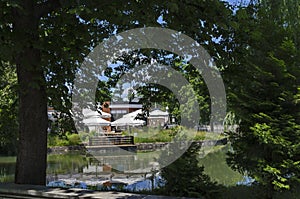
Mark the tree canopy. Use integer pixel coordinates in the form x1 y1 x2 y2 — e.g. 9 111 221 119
226 1 300 197
0 2 299 199
0 0 232 185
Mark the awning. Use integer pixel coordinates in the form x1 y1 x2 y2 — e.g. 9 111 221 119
82 108 111 119
111 117 145 127
83 116 111 126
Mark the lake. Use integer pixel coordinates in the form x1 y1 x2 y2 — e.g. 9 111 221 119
0 145 245 190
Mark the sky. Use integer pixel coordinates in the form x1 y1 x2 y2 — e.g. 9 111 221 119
98 0 252 103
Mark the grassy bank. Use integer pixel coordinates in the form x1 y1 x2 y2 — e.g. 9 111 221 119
122 126 225 143
47 126 226 147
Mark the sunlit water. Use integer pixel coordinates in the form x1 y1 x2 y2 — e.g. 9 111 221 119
0 145 248 191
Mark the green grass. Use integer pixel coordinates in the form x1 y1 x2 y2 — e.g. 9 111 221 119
0 174 14 183
0 156 16 163
123 126 226 143
47 132 82 147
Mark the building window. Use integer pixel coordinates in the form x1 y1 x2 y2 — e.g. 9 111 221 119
111 110 127 114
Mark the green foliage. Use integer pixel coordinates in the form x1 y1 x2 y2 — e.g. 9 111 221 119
159 142 220 198
66 133 81 146
173 60 211 125
124 126 218 143
48 132 82 147
225 1 300 197
47 152 88 175
124 127 175 143
0 0 232 158
0 62 18 155
0 174 14 183
48 113 77 136
198 146 244 186
47 135 67 147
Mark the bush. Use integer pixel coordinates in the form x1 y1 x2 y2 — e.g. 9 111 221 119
48 132 82 146
159 142 220 198
66 133 81 146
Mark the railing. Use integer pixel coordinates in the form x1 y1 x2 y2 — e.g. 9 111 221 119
89 136 134 146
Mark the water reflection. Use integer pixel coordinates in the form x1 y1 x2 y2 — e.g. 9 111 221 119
0 159 15 182
46 151 162 191
0 146 244 190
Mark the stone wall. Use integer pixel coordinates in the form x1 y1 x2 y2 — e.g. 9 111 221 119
47 145 86 153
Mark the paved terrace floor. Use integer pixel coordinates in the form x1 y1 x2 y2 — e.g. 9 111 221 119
0 183 198 199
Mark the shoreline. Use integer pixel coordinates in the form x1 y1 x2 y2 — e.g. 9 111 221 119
47 138 228 154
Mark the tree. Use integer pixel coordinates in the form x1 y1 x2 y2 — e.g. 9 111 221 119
1 0 232 185
0 0 135 185
159 142 219 198
102 50 215 126
225 1 300 197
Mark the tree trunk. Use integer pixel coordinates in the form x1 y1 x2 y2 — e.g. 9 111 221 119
14 2 48 185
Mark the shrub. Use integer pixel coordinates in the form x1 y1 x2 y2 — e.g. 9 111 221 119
48 132 82 146
66 133 81 146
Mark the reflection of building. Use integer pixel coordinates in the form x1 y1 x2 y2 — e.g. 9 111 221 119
147 109 169 127
84 155 136 172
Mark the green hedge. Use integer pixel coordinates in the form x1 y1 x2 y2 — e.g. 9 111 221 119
47 132 82 147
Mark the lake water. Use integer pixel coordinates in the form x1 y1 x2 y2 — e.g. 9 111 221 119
0 145 246 190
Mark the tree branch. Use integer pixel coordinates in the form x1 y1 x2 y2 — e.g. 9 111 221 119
35 0 62 19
